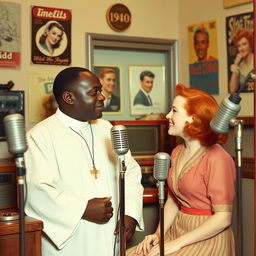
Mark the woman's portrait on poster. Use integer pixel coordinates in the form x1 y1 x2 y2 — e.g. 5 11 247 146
35 20 68 57
229 29 254 93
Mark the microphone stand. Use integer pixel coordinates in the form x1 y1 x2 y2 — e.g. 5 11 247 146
230 118 244 256
119 155 127 256
15 154 26 256
158 181 165 256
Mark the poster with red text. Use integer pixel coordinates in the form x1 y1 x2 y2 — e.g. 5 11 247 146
0 2 21 68
31 6 71 65
226 12 254 93
188 20 219 95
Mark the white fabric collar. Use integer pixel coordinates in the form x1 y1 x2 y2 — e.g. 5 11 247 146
55 108 89 131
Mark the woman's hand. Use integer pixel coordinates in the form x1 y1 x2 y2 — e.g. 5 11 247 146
234 53 243 65
135 233 159 255
143 239 182 256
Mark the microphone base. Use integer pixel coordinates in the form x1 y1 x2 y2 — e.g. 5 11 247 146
0 212 19 221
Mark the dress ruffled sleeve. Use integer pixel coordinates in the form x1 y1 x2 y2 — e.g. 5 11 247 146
204 145 236 212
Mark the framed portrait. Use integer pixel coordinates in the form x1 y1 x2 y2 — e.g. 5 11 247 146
223 0 252 8
94 64 122 115
129 65 166 116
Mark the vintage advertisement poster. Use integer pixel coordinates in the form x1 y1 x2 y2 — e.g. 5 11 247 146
31 6 71 65
29 73 57 123
0 2 21 68
188 20 219 95
226 12 254 93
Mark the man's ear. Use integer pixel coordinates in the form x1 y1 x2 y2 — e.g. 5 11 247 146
62 91 74 105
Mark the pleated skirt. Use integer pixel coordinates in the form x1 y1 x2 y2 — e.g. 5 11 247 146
126 211 235 256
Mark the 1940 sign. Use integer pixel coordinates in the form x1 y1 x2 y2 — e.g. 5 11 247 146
106 4 131 32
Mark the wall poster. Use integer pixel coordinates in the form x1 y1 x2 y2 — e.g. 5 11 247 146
29 73 57 123
188 20 219 95
31 6 71 65
0 1 21 68
226 12 254 93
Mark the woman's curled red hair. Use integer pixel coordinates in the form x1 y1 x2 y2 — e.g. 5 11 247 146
175 84 228 147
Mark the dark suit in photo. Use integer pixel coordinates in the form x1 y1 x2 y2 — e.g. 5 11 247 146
104 93 120 112
133 89 153 106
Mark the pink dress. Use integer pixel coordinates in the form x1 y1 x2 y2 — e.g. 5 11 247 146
127 144 236 255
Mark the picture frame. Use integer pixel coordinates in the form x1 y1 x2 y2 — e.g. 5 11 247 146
129 65 166 116
86 33 178 120
223 0 252 8
94 64 122 115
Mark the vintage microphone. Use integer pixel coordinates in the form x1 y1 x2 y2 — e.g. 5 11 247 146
3 113 28 256
153 152 170 256
111 125 129 256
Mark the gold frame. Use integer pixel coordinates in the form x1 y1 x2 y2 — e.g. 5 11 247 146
223 0 252 8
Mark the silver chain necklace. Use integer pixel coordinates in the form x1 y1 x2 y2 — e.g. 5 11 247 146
69 122 100 179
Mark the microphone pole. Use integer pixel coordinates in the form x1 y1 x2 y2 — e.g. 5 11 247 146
230 118 244 256
153 152 170 256
111 125 129 256
3 113 28 256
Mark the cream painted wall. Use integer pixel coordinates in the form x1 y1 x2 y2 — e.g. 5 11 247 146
1 0 180 120
177 0 253 116
0 0 179 158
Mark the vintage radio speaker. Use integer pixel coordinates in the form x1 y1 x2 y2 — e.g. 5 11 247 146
0 90 25 140
111 120 176 196
111 120 176 158
0 167 17 210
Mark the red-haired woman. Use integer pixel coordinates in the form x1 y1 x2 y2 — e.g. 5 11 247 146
127 84 236 256
229 29 254 93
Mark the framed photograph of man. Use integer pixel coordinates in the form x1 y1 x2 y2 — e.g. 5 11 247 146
129 65 166 116
94 64 122 115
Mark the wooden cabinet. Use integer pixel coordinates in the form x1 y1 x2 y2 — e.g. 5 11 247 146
0 216 43 256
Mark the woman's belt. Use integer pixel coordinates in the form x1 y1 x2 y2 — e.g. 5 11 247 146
180 206 213 216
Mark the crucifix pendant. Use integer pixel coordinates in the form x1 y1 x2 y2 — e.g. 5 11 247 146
90 165 100 179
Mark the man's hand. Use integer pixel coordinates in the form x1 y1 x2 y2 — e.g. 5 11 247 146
114 215 137 242
82 197 113 224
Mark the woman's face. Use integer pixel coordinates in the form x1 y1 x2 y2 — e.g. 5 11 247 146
166 95 193 138
46 26 63 46
237 37 251 58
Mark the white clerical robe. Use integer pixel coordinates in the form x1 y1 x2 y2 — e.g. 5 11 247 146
24 110 144 256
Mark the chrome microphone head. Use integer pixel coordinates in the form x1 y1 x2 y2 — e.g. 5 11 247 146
210 94 241 134
153 152 170 181
111 125 129 156
3 113 28 156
